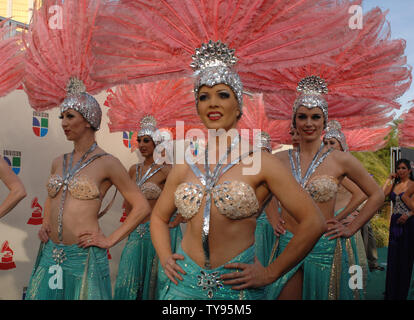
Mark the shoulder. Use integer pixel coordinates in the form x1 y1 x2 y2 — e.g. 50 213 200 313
328 149 354 164
165 163 189 184
160 164 172 177
128 163 138 176
260 150 289 173
273 149 290 161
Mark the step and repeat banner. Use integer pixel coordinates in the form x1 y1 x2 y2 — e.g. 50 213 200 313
0 89 138 300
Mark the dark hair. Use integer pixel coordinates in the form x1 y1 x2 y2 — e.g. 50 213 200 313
391 158 414 193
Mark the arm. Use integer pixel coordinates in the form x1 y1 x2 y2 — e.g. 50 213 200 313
264 197 286 236
401 183 414 212
223 152 325 288
398 183 414 224
38 157 60 242
326 152 384 239
0 157 27 218
79 157 151 249
334 177 367 222
121 164 136 217
150 164 187 284
382 174 396 197
261 153 325 283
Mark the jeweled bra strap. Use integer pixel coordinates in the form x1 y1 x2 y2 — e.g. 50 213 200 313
185 135 258 269
288 142 333 188
57 142 108 243
135 162 166 187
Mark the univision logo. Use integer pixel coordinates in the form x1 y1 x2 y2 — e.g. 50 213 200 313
3 150 21 175
123 131 133 149
32 111 49 137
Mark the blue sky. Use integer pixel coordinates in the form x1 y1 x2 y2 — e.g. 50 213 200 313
363 0 414 117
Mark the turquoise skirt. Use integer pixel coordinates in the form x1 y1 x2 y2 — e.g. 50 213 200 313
25 240 111 300
158 243 266 300
113 222 182 300
255 211 278 267
265 220 365 300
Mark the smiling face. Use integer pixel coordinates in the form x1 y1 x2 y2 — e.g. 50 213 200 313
60 109 92 141
396 162 410 180
137 135 155 158
294 106 325 143
197 83 240 131
323 137 342 151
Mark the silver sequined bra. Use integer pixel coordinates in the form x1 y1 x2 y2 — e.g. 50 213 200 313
174 180 259 220
47 173 100 200
305 175 339 203
140 182 162 200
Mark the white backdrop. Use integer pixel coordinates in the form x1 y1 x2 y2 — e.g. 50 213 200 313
0 88 138 300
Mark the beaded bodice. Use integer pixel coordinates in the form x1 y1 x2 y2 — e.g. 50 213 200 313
136 162 165 200
174 180 259 220
390 191 411 216
305 175 339 203
47 173 100 200
140 181 162 200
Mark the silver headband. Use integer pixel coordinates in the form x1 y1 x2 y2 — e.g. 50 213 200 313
324 120 349 152
254 131 272 153
138 115 159 143
292 76 328 128
60 78 102 130
191 41 243 113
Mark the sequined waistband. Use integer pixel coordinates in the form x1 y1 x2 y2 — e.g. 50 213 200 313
167 243 264 300
38 240 108 275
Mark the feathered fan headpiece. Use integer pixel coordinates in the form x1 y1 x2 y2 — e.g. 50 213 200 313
23 0 108 130
104 78 203 150
92 0 358 105
238 93 288 152
0 20 24 98
250 7 411 132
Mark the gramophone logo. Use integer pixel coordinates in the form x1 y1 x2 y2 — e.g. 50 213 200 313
27 197 43 225
0 241 16 270
32 111 49 137
3 150 21 175
123 131 133 149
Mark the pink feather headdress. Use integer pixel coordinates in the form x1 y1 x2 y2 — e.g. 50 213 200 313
248 7 411 124
343 127 391 152
23 0 108 111
91 0 357 88
104 78 204 150
0 20 24 98
399 101 414 148
238 94 288 152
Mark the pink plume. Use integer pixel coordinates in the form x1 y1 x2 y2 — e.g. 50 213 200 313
238 94 290 149
343 127 391 151
399 101 414 147
23 0 108 111
92 0 358 86
0 20 25 98
252 7 411 122
105 78 203 134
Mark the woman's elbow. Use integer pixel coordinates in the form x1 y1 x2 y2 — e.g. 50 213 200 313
12 185 26 202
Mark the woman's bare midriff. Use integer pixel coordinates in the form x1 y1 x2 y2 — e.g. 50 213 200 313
281 200 335 235
181 211 256 269
48 195 102 245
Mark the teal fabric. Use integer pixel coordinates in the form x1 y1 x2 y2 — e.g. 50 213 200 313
255 211 277 266
265 208 365 300
113 222 182 300
25 240 111 300
158 244 266 300
265 230 337 300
